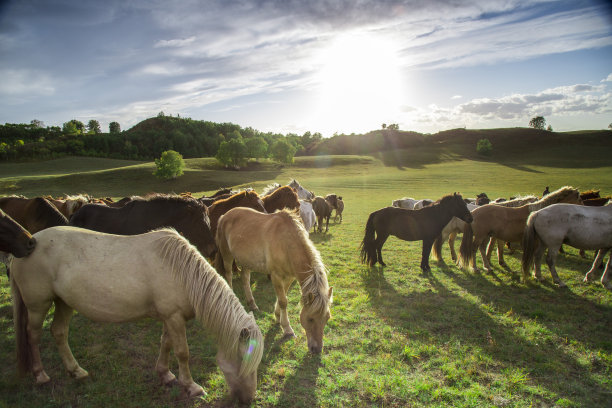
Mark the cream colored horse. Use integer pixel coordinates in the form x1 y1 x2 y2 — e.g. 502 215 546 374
10 226 263 404
215 207 332 353
459 186 582 274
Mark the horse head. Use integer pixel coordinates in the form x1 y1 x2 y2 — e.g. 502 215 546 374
0 209 36 257
451 193 473 223
300 286 333 354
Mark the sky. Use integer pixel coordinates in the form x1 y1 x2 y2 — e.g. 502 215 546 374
1 0 611 137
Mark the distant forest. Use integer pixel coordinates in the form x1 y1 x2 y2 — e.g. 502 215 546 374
1 113 610 162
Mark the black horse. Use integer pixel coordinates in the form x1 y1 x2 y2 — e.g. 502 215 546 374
360 193 473 273
70 194 217 258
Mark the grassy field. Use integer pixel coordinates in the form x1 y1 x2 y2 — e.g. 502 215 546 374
0 151 611 407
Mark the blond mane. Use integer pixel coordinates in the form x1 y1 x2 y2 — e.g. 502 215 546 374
528 186 580 212
155 229 263 376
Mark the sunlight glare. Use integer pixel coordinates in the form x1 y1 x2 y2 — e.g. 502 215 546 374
313 33 405 135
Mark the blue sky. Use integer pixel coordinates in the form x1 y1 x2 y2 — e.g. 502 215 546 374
1 0 611 136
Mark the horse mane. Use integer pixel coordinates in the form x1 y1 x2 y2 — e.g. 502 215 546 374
261 183 282 196
155 229 263 377
134 193 206 211
528 186 580 211
212 190 261 209
437 193 463 205
494 195 538 207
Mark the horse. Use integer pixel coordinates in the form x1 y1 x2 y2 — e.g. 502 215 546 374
46 194 90 218
392 197 417 209
522 203 612 287
9 226 263 403
459 186 582 274
0 196 69 233
208 190 266 235
215 207 332 353
360 193 473 273
334 197 344 222
0 209 36 258
431 203 478 263
299 199 316 232
312 196 332 233
262 185 300 213
288 179 314 200
69 194 217 258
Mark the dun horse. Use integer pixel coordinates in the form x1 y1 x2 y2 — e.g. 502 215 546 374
208 190 266 235
10 226 263 403
522 203 612 287
360 193 473 273
215 207 332 353
459 186 582 274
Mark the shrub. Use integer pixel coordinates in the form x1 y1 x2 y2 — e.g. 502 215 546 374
476 138 492 156
153 149 185 179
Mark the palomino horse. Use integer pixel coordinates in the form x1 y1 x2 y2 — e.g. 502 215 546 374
312 196 333 233
261 185 300 213
288 179 314 200
360 193 473 273
10 227 263 403
208 190 266 234
522 203 612 287
0 196 69 233
459 186 582 273
215 207 332 354
0 209 36 257
70 194 217 258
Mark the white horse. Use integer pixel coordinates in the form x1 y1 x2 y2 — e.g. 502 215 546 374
10 226 264 403
522 203 612 287
299 199 316 232
392 197 417 209
288 179 314 200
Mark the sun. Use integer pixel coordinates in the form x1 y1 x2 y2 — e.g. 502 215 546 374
312 32 405 134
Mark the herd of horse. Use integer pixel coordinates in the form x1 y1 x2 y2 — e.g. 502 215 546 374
1 180 610 403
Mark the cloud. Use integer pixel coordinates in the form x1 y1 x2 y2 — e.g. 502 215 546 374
0 69 55 98
154 37 196 48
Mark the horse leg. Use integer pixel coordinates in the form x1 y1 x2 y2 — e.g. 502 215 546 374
25 302 52 384
272 277 295 338
485 238 495 262
325 216 329 233
496 239 508 267
156 322 177 386
420 239 434 274
584 248 609 282
222 255 235 289
164 315 204 397
530 240 546 282
478 238 493 272
601 255 611 289
545 247 566 287
51 299 88 380
241 268 259 312
375 234 389 267
448 232 457 262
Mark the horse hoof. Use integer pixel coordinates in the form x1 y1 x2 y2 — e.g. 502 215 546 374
186 383 206 398
72 367 89 380
35 371 51 384
159 370 177 386
282 332 296 340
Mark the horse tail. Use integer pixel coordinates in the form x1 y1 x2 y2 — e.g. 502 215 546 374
359 211 377 266
432 233 444 261
521 212 539 281
10 274 32 376
458 223 474 269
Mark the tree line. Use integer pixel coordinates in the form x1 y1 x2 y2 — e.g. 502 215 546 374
0 113 323 165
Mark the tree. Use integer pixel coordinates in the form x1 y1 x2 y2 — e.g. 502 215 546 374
476 138 492 156
63 119 84 135
30 119 44 128
529 116 546 130
608 123 611 130
87 119 101 134
153 150 185 180
270 139 296 164
216 138 248 168
109 121 121 133
388 123 399 130
245 136 268 160
547 124 553 132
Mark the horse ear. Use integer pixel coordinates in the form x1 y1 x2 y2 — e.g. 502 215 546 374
328 287 333 301
240 327 250 340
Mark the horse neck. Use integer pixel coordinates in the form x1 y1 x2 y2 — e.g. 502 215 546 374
527 190 575 212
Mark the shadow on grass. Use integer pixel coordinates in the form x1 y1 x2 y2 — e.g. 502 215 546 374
359 263 612 407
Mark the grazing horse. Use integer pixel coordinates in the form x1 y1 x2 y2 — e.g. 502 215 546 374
10 227 263 403
0 209 36 258
459 186 582 273
522 203 612 287
288 179 314 200
299 199 316 232
262 185 300 213
312 196 332 233
360 193 473 273
215 208 332 353
208 190 266 235
0 196 69 233
70 194 217 258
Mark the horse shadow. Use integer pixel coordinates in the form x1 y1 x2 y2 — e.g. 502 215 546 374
276 353 321 407
359 263 611 406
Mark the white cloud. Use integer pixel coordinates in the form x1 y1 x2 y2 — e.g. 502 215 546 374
153 37 196 48
0 69 55 98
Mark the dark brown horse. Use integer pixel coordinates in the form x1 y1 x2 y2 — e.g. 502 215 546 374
262 186 300 213
0 209 36 258
360 193 473 273
208 190 266 235
0 196 69 233
69 194 217 258
312 196 333 233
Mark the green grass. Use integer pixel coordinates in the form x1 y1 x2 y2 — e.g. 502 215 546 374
1 151 611 407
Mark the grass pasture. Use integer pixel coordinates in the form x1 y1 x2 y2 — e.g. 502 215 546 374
0 151 611 407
